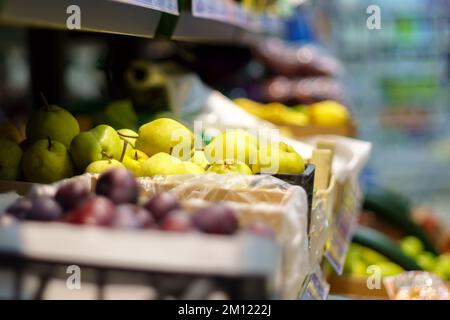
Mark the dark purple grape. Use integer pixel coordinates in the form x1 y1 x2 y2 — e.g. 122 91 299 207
55 180 90 211
159 210 194 233
113 204 156 229
65 196 117 226
0 214 17 226
192 205 238 235
245 222 275 239
27 197 63 222
5 198 32 220
144 193 180 222
95 169 139 204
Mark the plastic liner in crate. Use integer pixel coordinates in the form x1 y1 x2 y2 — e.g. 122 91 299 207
273 164 315 231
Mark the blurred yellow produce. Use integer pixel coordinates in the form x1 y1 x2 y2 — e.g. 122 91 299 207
234 98 350 129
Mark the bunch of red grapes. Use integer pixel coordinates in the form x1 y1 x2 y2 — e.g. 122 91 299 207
2 169 274 237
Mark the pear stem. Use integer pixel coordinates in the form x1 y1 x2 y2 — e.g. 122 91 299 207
119 140 128 162
40 92 50 111
118 132 139 139
134 151 138 161
47 136 52 150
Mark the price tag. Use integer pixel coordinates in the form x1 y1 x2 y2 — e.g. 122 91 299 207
115 0 179 15
193 0 236 24
300 270 330 300
324 182 362 274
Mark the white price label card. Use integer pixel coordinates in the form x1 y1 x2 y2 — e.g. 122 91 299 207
113 0 179 15
192 0 233 23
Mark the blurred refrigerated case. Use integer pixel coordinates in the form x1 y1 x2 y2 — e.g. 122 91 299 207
317 0 450 213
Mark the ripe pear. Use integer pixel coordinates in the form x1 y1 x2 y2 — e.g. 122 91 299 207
141 152 186 176
206 160 252 175
252 142 304 174
122 150 149 176
135 118 193 160
70 125 122 171
0 138 23 180
204 129 258 166
26 104 79 148
0 122 25 144
22 138 74 183
117 128 138 148
85 159 125 174
182 161 205 174
190 150 209 170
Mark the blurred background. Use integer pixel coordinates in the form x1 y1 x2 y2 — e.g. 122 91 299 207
1 0 449 218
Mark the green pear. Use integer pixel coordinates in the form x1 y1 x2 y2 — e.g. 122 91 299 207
22 138 74 183
252 142 304 174
117 128 139 148
190 150 209 170
26 103 79 148
0 138 23 180
70 125 122 171
99 99 138 130
141 152 186 176
206 160 252 175
183 161 205 174
85 159 125 174
136 118 193 160
204 129 258 166
122 149 149 176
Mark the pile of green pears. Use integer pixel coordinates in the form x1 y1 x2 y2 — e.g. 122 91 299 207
0 100 306 184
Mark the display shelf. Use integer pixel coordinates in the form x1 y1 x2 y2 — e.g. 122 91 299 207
173 0 284 44
0 0 170 38
0 0 285 45
0 222 279 299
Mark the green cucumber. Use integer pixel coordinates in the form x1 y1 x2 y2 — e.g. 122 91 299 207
363 184 437 254
353 226 421 271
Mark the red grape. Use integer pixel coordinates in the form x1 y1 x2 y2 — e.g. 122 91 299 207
55 180 90 211
95 169 139 204
5 198 32 220
144 193 180 222
159 210 194 233
27 197 63 222
192 205 238 235
65 196 117 226
114 204 156 229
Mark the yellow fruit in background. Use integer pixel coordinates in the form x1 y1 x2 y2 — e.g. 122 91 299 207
141 152 185 176
22 138 73 183
0 122 25 143
136 118 193 160
85 159 125 174
233 98 264 116
122 149 148 176
204 129 258 166
0 138 23 180
182 161 205 174
308 100 350 126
